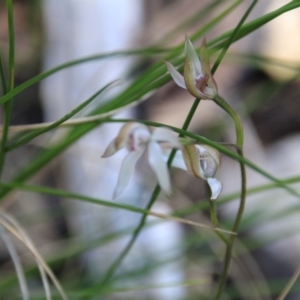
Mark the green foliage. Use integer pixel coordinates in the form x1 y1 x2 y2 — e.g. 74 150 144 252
1 0 300 299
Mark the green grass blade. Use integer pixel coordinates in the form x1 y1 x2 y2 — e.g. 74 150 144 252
0 56 7 95
6 80 118 152
0 0 15 178
211 0 258 74
0 48 169 107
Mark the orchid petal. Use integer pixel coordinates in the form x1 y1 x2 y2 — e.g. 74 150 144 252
185 34 201 75
102 138 118 158
148 142 171 195
182 144 204 179
199 38 210 76
183 36 218 100
161 149 187 170
184 58 207 99
152 127 181 148
164 61 186 89
171 151 188 170
207 177 222 200
113 148 145 198
115 122 149 150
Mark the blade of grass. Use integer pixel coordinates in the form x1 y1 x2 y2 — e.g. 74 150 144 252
98 0 242 114
0 214 68 300
0 48 170 106
0 0 298 113
5 80 118 151
209 1 300 49
0 0 240 112
0 56 7 96
211 0 258 74
0 0 15 179
0 225 29 300
0 181 233 235
155 0 223 44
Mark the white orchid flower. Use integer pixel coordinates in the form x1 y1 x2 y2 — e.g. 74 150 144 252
164 35 218 100
166 144 222 200
102 122 181 198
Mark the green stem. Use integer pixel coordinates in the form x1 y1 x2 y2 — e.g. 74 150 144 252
211 0 258 74
98 99 201 289
208 198 229 245
214 95 243 148
213 95 246 300
0 0 15 179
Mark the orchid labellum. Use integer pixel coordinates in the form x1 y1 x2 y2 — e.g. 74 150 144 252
168 144 222 200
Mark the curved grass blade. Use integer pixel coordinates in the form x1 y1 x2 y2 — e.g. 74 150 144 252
0 48 169 107
0 213 68 300
0 225 29 300
5 80 118 152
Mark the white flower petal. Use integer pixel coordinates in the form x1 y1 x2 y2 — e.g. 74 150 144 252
164 61 186 89
207 177 222 200
148 142 171 195
172 151 188 170
113 148 145 198
152 127 181 148
102 138 118 157
185 35 202 76
160 149 188 171
116 122 149 150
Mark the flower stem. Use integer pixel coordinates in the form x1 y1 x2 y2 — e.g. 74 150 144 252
208 198 229 245
213 94 246 299
98 98 201 290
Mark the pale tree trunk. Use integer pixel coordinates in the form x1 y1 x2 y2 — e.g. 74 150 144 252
41 1 185 299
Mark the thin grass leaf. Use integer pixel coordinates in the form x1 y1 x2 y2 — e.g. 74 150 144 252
0 56 7 95
3 214 52 300
0 181 233 235
211 0 258 74
0 213 67 300
277 263 300 300
156 0 223 44
0 0 15 178
0 225 29 300
98 0 242 114
0 48 169 107
5 80 119 151
209 1 300 49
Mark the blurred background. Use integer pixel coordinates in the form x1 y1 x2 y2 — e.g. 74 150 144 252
1 0 300 299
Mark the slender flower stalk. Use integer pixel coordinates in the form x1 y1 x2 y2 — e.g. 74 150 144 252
166 33 247 299
213 94 246 300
